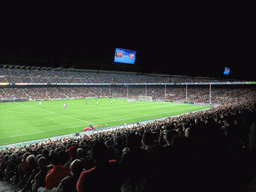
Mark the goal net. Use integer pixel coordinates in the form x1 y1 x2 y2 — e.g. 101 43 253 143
139 96 153 101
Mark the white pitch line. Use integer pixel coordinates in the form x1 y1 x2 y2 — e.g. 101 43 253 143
15 102 93 124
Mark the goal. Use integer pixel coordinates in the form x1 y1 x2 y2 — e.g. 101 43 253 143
139 96 153 101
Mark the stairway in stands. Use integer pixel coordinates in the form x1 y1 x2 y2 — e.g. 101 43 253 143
57 87 70 99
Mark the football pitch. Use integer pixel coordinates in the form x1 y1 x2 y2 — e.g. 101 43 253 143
0 98 212 146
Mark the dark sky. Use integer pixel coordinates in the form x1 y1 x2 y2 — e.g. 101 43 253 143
0 44 253 81
0 15 254 81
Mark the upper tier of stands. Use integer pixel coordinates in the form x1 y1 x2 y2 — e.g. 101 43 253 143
0 67 235 84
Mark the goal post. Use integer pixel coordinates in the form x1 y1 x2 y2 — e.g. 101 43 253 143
139 95 153 101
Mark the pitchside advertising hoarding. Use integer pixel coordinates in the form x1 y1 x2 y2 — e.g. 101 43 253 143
114 48 136 64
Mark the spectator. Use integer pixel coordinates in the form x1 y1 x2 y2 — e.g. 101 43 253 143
18 154 38 192
105 140 120 161
18 152 31 188
4 153 19 182
41 148 50 165
45 151 71 190
58 159 84 192
64 146 77 168
121 175 160 192
31 157 49 192
119 133 155 185
165 130 179 146
0 154 9 180
142 131 159 178
185 128 191 138
58 150 69 166
76 142 121 192
76 148 84 159
120 132 160 192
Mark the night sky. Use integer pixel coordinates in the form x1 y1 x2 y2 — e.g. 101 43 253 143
0 17 253 81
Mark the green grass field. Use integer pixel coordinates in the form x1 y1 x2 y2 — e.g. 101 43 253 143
0 98 212 146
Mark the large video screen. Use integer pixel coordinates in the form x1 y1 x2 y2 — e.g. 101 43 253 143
224 67 230 75
114 48 136 64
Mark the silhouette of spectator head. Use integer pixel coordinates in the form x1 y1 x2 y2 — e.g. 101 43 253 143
126 134 142 149
38 157 47 169
185 128 191 138
22 152 31 163
11 153 17 161
165 124 176 131
49 151 60 166
91 142 109 163
26 154 36 165
70 159 84 176
58 150 69 166
105 140 113 147
165 130 179 145
76 148 84 159
36 154 43 163
4 154 9 162
142 131 158 146
68 146 77 160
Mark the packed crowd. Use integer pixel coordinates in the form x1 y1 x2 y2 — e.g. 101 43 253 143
0 89 256 191
0 68 236 84
1 86 255 105
40 88 66 99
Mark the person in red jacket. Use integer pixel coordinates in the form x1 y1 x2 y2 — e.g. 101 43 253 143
45 151 71 190
76 141 121 192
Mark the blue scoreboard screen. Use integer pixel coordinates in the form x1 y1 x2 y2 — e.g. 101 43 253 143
224 67 230 75
114 48 136 64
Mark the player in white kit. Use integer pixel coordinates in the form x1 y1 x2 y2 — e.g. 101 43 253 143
39 102 41 106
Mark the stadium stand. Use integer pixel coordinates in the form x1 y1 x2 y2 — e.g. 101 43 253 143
0 66 256 191
0 66 239 84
